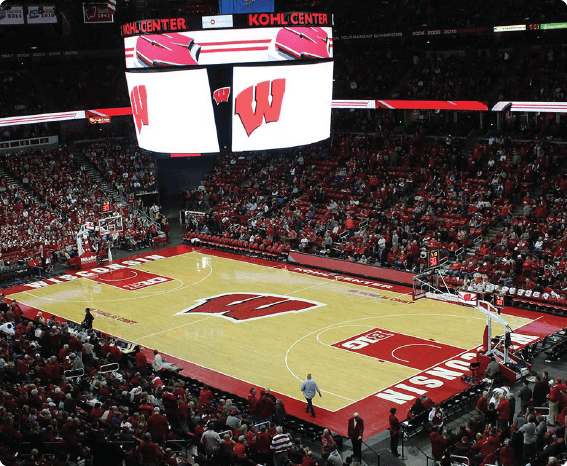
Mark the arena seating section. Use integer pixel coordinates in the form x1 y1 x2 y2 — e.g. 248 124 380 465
0 143 161 272
0 68 45 118
1 0 567 464
335 43 567 103
80 139 157 194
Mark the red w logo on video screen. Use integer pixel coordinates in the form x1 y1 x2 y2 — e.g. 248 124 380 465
235 79 286 136
131 85 149 133
213 87 231 105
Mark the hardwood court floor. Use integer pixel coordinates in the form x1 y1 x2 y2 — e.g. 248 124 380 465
8 245 567 437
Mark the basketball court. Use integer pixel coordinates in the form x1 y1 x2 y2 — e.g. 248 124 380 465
5 245 567 437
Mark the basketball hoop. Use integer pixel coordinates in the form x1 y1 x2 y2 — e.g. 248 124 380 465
98 215 123 237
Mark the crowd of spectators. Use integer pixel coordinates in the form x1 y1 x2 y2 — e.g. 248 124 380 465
1 147 109 223
0 56 129 119
0 304 347 466
396 50 500 101
424 379 567 466
79 139 157 195
183 128 454 269
441 138 567 302
331 0 567 34
29 58 130 114
499 46 567 102
495 0 567 25
0 170 73 268
334 41 567 104
333 45 411 99
1 294 564 466
0 142 161 270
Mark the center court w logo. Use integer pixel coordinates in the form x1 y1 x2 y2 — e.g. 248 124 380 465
176 292 324 321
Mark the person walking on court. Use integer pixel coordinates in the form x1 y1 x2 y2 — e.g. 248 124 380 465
301 373 322 417
82 307 94 329
347 412 364 461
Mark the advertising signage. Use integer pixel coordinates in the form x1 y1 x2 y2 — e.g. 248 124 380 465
122 12 331 36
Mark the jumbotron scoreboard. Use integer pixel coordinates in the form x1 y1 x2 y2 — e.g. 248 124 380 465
122 12 334 154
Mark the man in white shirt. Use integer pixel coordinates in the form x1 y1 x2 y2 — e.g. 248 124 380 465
300 373 322 417
152 349 163 373
201 423 221 457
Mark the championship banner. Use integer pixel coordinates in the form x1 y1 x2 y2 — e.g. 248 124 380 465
27 5 57 24
83 3 114 23
0 6 25 25
219 0 274 14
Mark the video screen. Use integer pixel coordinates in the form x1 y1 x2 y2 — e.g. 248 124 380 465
125 69 220 154
232 61 333 151
123 14 333 153
124 26 333 69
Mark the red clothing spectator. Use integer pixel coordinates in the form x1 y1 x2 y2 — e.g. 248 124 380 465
90 404 105 420
256 393 275 421
389 408 401 456
430 429 447 460
345 217 354 231
147 408 169 444
347 413 364 460
10 301 22 320
224 436 236 451
47 358 60 382
321 430 335 454
58 346 70 361
135 435 163 465
199 386 214 413
497 398 511 426
101 340 112 358
161 390 177 420
136 349 148 371
422 397 434 410
499 443 515 466
68 336 83 353
302 454 317 466
234 440 246 457
476 394 488 415
139 403 155 418
478 433 500 457
246 429 257 451
110 344 123 363
248 388 258 418
256 430 272 456
177 397 188 417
